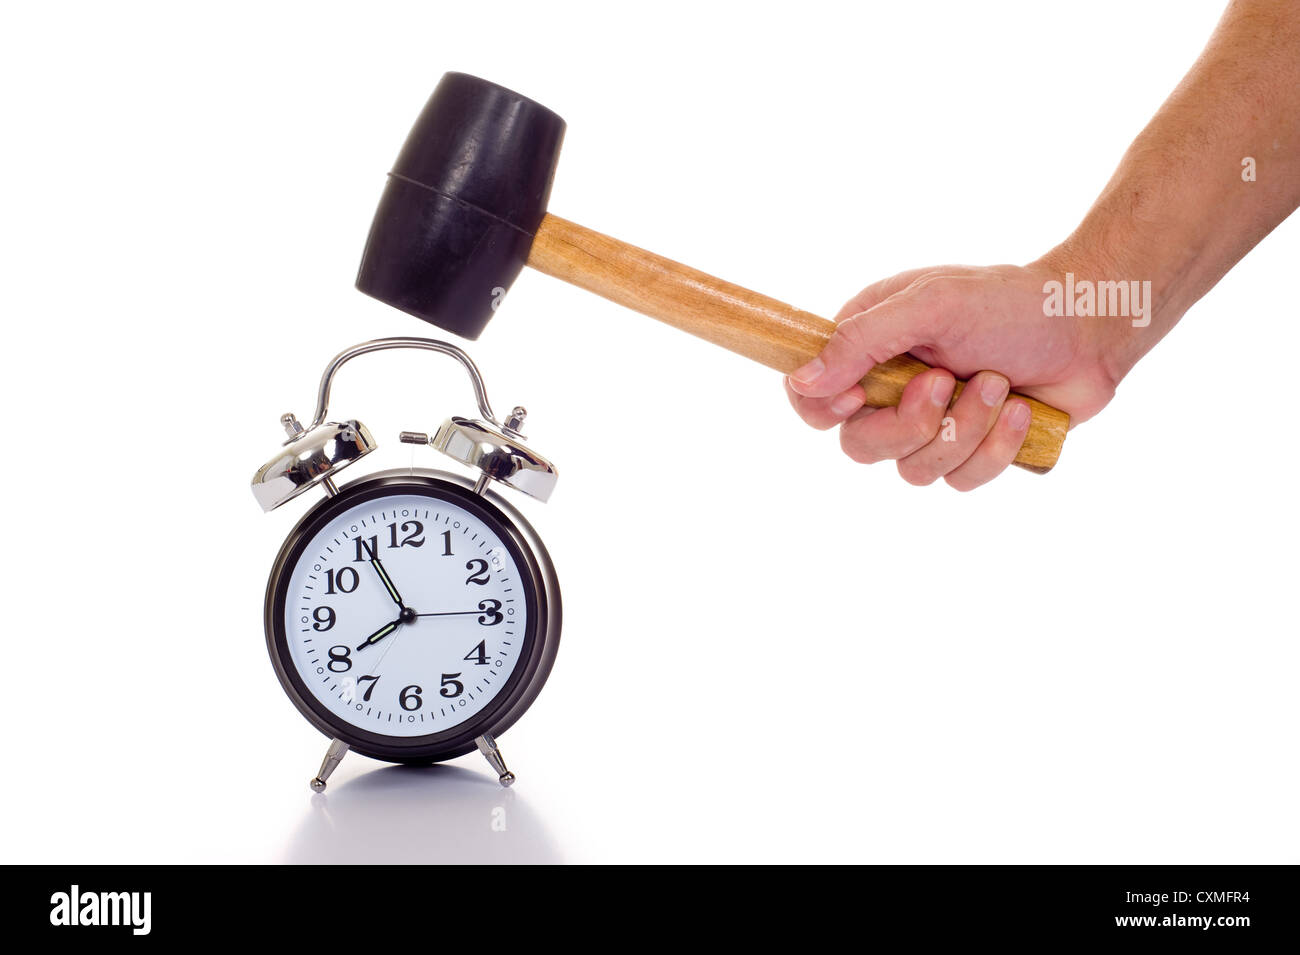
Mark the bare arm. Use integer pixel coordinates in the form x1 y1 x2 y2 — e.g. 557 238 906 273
787 0 1300 489
1060 0 1300 381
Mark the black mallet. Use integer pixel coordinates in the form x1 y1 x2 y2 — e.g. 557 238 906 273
357 72 1068 471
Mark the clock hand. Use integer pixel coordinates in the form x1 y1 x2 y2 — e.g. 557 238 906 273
414 611 484 618
355 616 403 651
358 539 406 609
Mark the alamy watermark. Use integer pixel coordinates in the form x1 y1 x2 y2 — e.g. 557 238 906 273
50 885 151 936
1042 272 1152 328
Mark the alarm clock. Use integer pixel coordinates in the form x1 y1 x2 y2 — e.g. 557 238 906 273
251 337 561 792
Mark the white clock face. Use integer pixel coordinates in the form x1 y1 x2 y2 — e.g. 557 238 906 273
280 489 531 738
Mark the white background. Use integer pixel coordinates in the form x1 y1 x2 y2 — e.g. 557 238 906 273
2 0 1295 863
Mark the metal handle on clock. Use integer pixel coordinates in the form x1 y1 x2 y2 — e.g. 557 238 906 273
308 337 501 431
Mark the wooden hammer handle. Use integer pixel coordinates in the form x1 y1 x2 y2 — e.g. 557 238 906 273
527 213 1069 473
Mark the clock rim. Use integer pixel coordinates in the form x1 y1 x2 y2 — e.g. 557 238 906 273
264 469 561 764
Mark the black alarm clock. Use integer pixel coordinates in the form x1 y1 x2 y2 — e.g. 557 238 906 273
252 337 560 792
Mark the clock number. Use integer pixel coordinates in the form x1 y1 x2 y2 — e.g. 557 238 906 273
465 559 490 586
325 567 359 594
357 674 380 702
399 684 423 711
327 645 352 673
388 521 425 549
312 606 336 631
477 599 503 626
441 530 454 556
353 535 378 562
439 673 464 698
464 640 488 665
355 523 423 560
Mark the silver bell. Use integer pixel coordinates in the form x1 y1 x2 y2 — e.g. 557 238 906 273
430 416 558 502
251 417 376 512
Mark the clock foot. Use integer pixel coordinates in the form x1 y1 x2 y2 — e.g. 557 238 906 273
475 733 515 787
309 738 350 793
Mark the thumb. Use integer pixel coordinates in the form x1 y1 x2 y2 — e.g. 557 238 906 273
833 267 936 321
788 296 936 398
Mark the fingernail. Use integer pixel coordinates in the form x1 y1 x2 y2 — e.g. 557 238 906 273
831 390 865 417
791 357 825 386
1007 401 1031 431
980 374 1009 406
931 374 955 406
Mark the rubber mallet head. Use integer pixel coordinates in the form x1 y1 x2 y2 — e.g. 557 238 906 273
356 73 565 339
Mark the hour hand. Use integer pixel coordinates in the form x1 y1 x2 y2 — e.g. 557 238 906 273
356 618 401 652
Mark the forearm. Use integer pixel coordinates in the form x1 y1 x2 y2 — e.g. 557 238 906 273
1045 0 1300 383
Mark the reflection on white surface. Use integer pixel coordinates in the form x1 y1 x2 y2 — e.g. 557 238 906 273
282 764 563 864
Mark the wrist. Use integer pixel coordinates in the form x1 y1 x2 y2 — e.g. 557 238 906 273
1034 224 1181 389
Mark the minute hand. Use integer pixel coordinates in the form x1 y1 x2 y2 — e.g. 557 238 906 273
360 540 405 608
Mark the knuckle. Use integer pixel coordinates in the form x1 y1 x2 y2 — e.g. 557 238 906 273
944 473 979 492
896 456 937 486
830 314 869 351
910 415 939 448
909 273 955 304
951 402 994 445
978 425 1018 461
786 391 834 432
787 400 816 428
839 424 880 464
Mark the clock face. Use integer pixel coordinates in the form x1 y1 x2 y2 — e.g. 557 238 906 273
271 478 542 744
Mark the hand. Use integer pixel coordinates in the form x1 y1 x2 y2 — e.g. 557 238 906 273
356 616 403 652
785 255 1122 490
359 539 406 609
